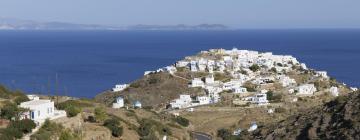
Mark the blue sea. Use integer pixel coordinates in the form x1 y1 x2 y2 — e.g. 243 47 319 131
0 29 359 98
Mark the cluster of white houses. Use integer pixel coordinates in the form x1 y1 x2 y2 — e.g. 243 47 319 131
19 95 66 125
167 48 340 108
110 48 346 109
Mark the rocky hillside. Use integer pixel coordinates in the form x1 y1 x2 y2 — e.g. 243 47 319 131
95 72 204 108
246 91 360 140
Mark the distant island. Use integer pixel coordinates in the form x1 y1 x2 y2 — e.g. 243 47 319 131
0 17 228 31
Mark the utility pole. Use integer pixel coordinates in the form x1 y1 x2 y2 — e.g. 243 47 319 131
55 73 59 104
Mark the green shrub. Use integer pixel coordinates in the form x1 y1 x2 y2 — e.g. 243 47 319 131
56 100 92 110
249 64 260 72
217 128 231 139
31 119 78 140
59 129 79 140
14 95 30 105
0 102 19 119
130 82 141 88
104 119 123 137
65 105 81 117
0 127 24 139
174 116 189 127
0 119 36 139
95 107 107 122
86 116 96 123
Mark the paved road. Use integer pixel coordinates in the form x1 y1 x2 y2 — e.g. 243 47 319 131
192 132 212 140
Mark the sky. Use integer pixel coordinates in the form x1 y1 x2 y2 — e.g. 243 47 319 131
0 0 360 28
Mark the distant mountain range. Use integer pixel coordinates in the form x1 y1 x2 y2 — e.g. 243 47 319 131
0 17 228 30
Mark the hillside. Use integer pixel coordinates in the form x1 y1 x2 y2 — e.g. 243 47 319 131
95 72 204 108
244 91 360 140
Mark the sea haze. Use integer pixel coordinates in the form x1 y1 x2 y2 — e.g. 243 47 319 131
0 29 359 98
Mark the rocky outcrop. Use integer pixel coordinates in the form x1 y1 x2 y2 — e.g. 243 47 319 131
247 91 360 140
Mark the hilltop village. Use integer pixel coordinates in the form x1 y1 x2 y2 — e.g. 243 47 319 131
110 48 355 110
97 48 358 138
1 48 359 140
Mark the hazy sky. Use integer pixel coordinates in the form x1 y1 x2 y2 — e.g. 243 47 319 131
1 0 359 28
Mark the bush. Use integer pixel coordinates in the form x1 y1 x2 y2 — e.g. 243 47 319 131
0 127 24 139
174 116 189 127
65 105 81 117
249 64 260 72
95 107 107 122
86 116 96 123
148 76 160 84
104 119 123 137
0 102 19 119
266 91 282 102
130 82 141 88
14 95 30 105
0 119 36 139
31 119 79 140
275 107 286 113
270 67 277 73
217 128 231 139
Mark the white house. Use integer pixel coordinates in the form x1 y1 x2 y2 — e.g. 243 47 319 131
223 79 243 90
278 75 296 87
205 75 215 84
170 95 192 109
233 87 247 94
133 101 142 108
176 60 189 67
190 61 198 72
329 87 339 97
300 63 308 70
112 97 124 108
317 71 329 79
191 78 204 88
27 95 40 101
112 84 128 92
196 96 210 105
296 84 317 95
350 87 358 92
233 128 242 136
251 93 269 105
247 122 258 132
19 100 66 123
163 66 177 74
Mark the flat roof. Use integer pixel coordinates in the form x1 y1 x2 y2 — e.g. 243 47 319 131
20 100 52 106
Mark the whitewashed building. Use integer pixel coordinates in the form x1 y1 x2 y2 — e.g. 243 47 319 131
190 61 198 72
176 60 189 67
170 95 192 109
296 84 317 95
317 71 329 79
233 87 247 94
329 86 339 97
251 93 269 105
19 100 66 123
196 96 210 105
191 78 205 88
27 95 40 101
248 122 258 132
205 75 215 84
112 84 128 92
278 75 296 87
112 97 124 108
133 101 142 108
